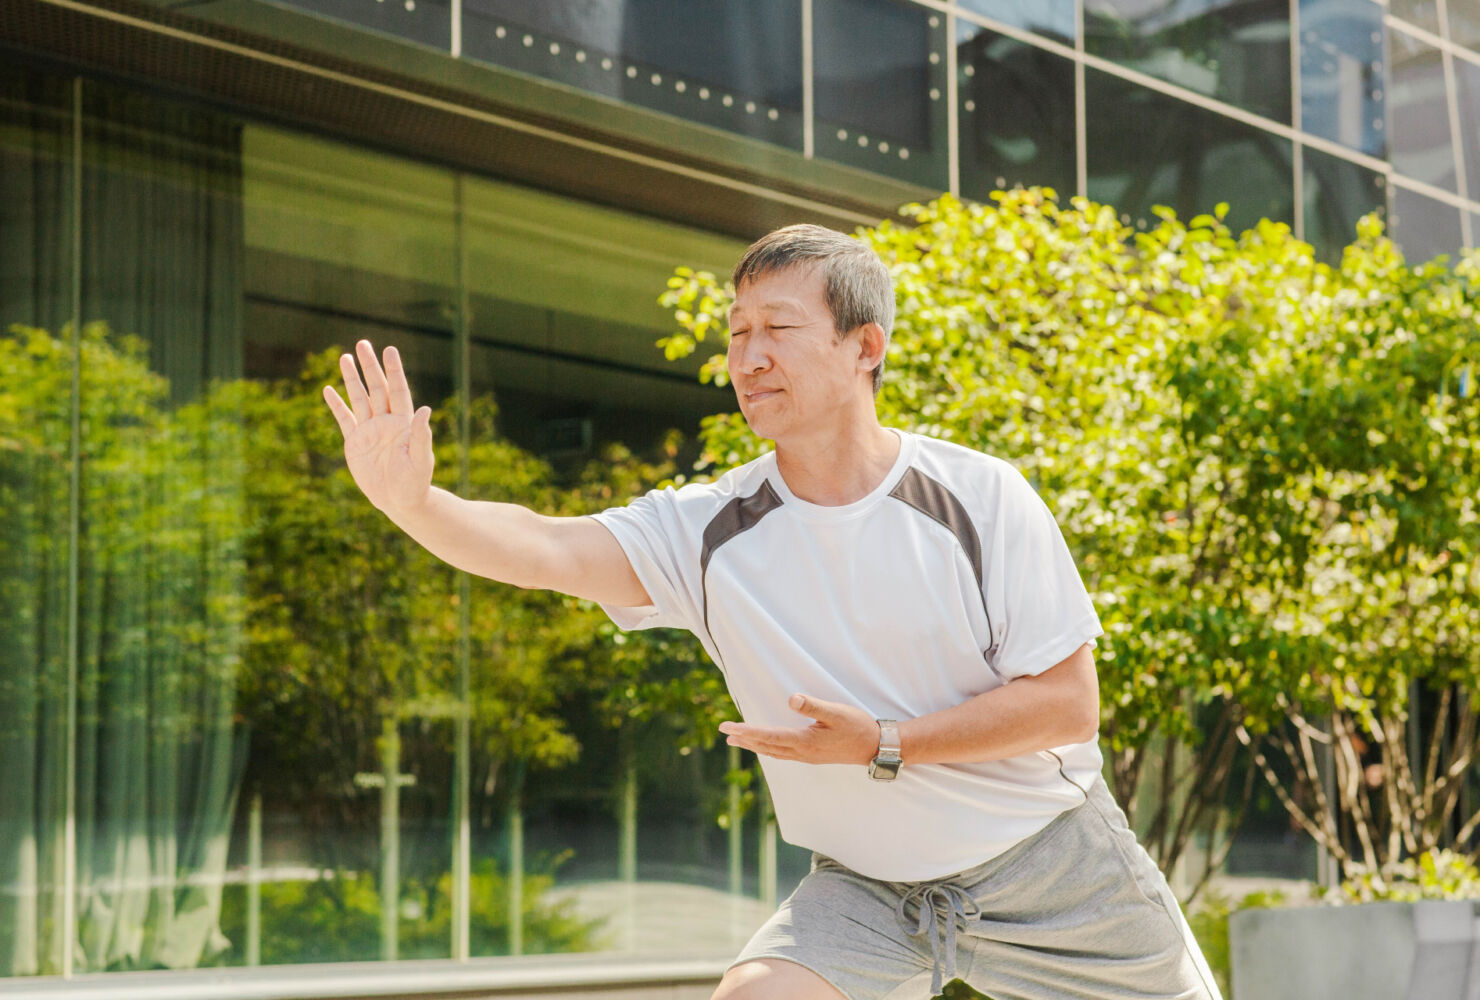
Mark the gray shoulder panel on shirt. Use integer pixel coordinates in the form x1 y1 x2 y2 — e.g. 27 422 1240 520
699 479 785 658
888 466 994 649
700 479 785 574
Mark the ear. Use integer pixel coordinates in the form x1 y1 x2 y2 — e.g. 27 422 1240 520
854 322 888 376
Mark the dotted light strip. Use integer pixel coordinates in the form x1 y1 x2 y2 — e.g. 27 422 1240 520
481 20 790 126
473 18 946 162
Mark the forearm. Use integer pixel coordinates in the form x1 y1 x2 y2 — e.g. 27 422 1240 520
382 487 565 590
897 647 1101 765
719 644 1102 768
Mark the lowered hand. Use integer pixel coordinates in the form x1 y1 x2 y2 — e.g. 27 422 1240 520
719 694 879 766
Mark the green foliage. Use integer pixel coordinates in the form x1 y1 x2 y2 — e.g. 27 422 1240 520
214 858 601 965
659 189 1480 888
1 322 247 974
2 324 727 971
230 349 727 858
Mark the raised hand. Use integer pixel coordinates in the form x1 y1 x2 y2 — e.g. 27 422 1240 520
323 340 435 515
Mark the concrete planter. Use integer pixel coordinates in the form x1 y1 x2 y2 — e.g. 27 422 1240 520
1229 899 1480 1000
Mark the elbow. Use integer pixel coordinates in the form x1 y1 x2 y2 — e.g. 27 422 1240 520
1070 688 1101 745
1076 712 1102 745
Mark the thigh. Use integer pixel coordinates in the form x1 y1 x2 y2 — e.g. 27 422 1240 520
731 857 936 1000
713 957 850 1000
959 776 1222 1000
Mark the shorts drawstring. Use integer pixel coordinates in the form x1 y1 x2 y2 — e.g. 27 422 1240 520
897 880 982 995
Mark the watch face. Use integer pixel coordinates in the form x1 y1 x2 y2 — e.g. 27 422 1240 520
869 756 902 780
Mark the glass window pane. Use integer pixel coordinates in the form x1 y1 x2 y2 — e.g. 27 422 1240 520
456 178 769 957
240 122 462 967
1389 184 1464 261
0 63 75 980
1087 68 1295 233
1085 0 1293 123
1301 145 1385 261
1454 55 1480 200
957 22 1077 200
271 0 451 52
1388 0 1441 35
53 77 258 975
812 0 950 188
1388 25 1459 190
461 1 804 152
957 0 1077 44
1298 0 1386 156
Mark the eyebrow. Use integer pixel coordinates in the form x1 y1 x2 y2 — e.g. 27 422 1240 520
728 301 804 320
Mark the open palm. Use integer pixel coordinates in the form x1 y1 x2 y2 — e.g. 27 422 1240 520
323 340 435 514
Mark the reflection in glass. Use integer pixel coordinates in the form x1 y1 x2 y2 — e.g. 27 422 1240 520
272 0 451 53
461 0 804 152
1388 26 1458 190
1301 145 1384 261
1389 184 1464 261
2 59 783 979
956 22 1077 200
3 74 251 979
0 65 75 980
957 0 1077 44
1298 0 1385 156
812 0 949 188
1086 67 1295 234
1454 56 1480 201
1085 0 1293 123
454 176 789 958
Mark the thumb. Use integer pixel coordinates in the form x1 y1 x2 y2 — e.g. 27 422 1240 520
411 405 433 448
789 693 838 721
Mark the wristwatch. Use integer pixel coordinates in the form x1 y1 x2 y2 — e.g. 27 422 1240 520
868 719 902 781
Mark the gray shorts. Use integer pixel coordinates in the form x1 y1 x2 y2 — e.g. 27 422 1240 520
732 772 1222 1000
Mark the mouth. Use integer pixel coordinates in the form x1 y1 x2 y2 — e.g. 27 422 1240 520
743 388 781 403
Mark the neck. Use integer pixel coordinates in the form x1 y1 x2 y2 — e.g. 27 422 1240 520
773 417 900 506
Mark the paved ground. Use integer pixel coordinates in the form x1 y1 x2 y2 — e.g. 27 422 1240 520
548 881 776 954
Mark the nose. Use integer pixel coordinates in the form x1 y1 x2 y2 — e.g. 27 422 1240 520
729 334 771 375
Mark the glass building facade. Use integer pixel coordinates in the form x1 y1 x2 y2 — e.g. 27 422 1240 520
2 0 1479 990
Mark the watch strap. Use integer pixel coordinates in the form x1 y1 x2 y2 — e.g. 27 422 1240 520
869 718 902 780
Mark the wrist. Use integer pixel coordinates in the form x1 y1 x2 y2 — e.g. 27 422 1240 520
380 485 437 521
868 719 902 780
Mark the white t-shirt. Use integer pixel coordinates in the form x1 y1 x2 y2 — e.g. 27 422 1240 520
592 429 1104 881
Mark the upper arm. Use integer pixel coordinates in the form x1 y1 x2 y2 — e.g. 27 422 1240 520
531 513 651 608
984 466 1103 681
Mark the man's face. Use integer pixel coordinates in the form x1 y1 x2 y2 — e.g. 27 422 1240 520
726 265 864 444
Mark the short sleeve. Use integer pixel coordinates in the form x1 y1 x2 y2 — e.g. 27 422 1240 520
983 468 1103 681
589 488 703 633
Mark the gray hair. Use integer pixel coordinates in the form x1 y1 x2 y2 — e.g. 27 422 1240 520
731 224 894 393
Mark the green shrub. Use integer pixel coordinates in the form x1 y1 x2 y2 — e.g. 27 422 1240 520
215 857 602 965
1325 849 1480 904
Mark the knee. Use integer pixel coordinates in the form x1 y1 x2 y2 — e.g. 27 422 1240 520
711 958 846 1000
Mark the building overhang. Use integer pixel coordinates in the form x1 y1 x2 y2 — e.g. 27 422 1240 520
2 0 932 239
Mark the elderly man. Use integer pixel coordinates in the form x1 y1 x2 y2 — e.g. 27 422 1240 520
324 225 1221 1000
